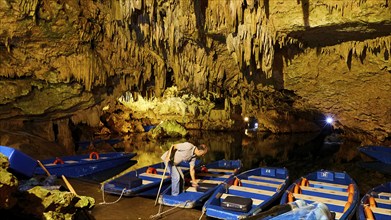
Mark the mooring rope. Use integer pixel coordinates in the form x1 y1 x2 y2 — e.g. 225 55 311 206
149 200 191 219
99 184 126 205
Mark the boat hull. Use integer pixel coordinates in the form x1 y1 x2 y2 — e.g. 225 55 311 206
158 159 242 209
34 152 137 178
0 145 37 177
357 182 391 220
103 160 200 197
203 167 289 220
358 145 391 164
279 170 359 220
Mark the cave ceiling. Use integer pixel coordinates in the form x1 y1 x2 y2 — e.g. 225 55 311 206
0 0 390 143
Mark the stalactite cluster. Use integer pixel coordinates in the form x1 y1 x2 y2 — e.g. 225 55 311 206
0 0 390 142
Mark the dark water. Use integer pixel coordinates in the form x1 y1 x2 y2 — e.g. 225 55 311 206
115 130 390 197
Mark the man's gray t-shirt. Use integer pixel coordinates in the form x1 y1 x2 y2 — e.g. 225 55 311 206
161 142 197 166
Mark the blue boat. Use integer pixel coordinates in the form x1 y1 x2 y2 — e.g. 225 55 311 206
0 145 37 177
34 151 137 178
358 145 391 164
357 161 391 175
279 169 359 220
102 160 200 197
203 167 289 219
357 182 391 220
158 159 242 209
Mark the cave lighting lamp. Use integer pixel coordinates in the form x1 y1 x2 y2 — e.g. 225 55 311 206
244 117 249 122
326 116 334 124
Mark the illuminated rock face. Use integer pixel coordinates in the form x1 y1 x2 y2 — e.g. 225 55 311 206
0 0 390 143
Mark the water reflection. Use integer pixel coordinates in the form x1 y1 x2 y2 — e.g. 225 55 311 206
115 131 390 195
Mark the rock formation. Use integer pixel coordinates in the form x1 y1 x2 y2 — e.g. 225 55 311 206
0 0 390 151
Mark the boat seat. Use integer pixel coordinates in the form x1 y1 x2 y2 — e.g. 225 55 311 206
45 163 57 166
247 175 285 183
370 206 391 216
300 185 348 197
334 212 343 220
207 168 236 173
378 192 391 199
185 186 202 193
64 160 79 164
142 180 153 185
375 197 391 205
155 167 191 173
292 193 346 207
81 158 96 161
197 173 231 178
309 180 348 190
195 179 223 184
220 193 263 206
229 185 275 196
155 168 165 173
240 179 281 189
139 173 169 179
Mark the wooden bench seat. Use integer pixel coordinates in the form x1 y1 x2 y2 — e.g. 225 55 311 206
155 167 190 172
371 206 391 216
207 168 236 173
334 211 343 220
44 163 57 166
247 175 285 183
309 180 348 190
240 179 281 188
142 180 153 185
220 193 263 206
375 197 391 205
194 179 223 184
378 192 391 199
229 185 275 196
197 173 231 178
301 185 348 196
64 160 79 164
139 173 168 179
185 186 199 192
292 193 346 206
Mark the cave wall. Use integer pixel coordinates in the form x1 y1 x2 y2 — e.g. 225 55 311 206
0 0 390 144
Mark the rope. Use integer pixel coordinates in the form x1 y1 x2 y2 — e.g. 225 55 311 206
150 200 191 219
99 184 126 205
198 209 206 220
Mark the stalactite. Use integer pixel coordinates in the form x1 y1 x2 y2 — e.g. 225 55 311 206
322 36 391 66
324 0 372 16
18 0 39 18
70 106 101 127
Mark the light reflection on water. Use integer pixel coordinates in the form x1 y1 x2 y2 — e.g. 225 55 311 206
116 130 390 195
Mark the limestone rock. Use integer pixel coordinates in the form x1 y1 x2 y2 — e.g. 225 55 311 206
0 168 18 209
0 0 390 144
150 120 188 139
19 186 95 219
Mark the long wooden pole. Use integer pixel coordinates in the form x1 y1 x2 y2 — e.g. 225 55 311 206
154 163 168 206
62 175 77 195
154 146 174 206
37 160 51 176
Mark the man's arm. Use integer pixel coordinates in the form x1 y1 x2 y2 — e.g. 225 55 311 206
190 165 198 187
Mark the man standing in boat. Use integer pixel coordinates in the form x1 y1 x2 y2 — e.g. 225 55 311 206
161 142 208 196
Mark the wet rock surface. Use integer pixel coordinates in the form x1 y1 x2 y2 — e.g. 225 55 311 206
0 153 95 219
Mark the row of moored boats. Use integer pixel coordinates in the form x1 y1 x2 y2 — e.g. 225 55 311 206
1 145 390 219
102 158 391 220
